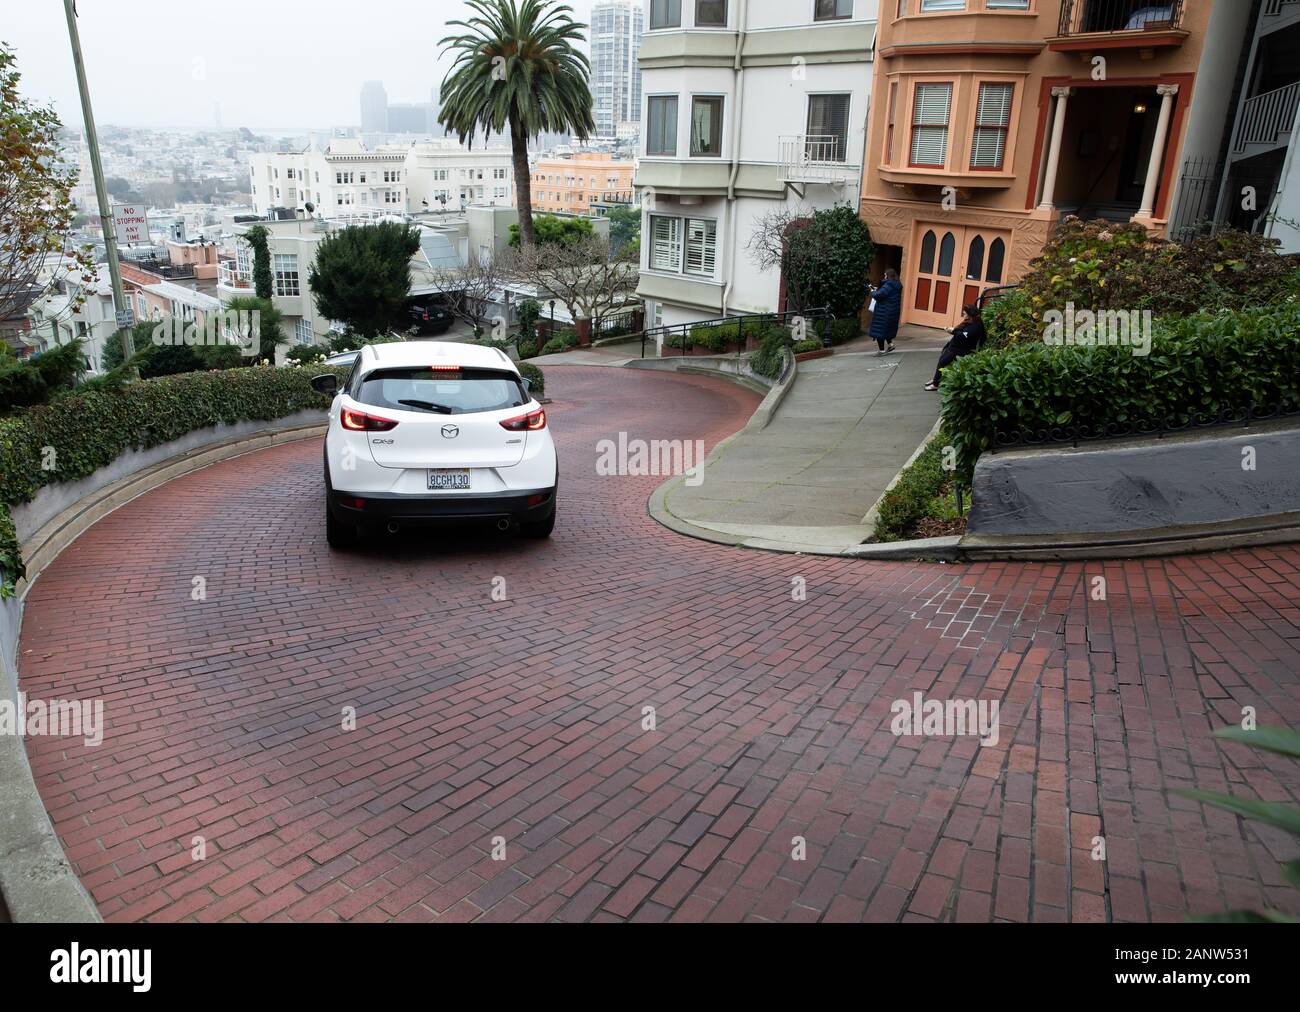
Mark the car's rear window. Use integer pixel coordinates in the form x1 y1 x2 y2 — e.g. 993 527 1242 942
356 367 528 416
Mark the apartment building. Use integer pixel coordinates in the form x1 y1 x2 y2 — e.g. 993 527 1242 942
635 0 878 329
860 0 1254 330
1205 0 1300 252
404 141 514 212
249 139 513 220
592 0 645 139
531 152 637 214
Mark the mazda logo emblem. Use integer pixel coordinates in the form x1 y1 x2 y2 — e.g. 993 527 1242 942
441 425 460 439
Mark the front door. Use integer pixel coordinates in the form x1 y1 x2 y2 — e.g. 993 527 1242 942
910 224 1011 329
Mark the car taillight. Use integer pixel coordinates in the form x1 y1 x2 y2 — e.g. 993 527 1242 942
341 408 398 432
500 408 546 432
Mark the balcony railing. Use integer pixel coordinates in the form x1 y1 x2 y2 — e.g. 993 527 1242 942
1233 81 1300 154
1057 0 1184 37
779 135 858 185
1265 0 1300 16
218 263 252 290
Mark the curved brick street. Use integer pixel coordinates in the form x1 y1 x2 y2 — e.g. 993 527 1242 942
17 367 1300 922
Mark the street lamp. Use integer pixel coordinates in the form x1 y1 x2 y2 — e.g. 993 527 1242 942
549 299 556 339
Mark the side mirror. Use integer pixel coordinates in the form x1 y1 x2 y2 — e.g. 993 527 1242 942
311 373 339 396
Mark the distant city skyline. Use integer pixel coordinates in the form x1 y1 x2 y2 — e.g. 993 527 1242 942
5 0 597 131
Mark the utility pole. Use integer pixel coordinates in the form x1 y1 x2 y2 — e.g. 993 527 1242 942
62 0 135 368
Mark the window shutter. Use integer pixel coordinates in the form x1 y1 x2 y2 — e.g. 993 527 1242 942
685 219 717 277
911 84 952 166
651 216 682 272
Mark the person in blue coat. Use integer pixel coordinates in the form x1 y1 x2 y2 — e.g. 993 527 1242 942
868 268 903 355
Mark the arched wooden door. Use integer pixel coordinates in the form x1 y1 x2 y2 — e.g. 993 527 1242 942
909 224 1011 329
911 227 959 329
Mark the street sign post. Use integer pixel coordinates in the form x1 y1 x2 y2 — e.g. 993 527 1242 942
112 204 150 245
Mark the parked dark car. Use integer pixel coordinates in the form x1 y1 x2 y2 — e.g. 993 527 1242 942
407 299 454 336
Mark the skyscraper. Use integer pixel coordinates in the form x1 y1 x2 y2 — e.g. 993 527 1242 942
360 81 388 134
590 0 643 140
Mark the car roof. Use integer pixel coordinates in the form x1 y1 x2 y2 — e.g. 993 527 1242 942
360 341 516 373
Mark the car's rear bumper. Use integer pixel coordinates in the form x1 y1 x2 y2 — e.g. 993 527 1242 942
329 485 556 529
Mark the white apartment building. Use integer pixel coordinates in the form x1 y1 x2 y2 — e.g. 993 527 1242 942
405 140 514 213
635 0 876 328
592 0 645 140
249 138 513 219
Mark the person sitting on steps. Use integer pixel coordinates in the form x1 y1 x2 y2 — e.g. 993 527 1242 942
924 304 986 392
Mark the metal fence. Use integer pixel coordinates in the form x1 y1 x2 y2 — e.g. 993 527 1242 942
1169 156 1223 243
639 306 833 360
1058 0 1184 35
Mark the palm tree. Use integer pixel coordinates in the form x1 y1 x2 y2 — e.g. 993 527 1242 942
439 0 594 248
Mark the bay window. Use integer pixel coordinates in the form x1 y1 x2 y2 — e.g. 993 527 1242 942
910 83 952 168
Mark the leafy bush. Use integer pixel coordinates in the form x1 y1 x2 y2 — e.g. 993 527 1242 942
942 303 1300 482
517 361 545 397
830 318 860 345
749 326 793 381
516 299 542 357
873 432 968 543
508 214 593 248
0 340 87 414
540 329 580 355
0 365 344 589
783 205 875 319
991 218 1300 346
793 339 823 355
286 344 328 367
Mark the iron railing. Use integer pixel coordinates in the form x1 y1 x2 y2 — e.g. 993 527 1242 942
1057 0 1184 36
1233 80 1300 154
1265 0 1300 16
778 135 858 184
992 403 1300 453
639 306 834 360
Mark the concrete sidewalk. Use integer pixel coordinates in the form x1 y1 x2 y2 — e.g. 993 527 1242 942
654 347 944 553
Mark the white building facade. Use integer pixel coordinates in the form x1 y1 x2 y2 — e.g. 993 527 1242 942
635 0 876 328
592 0 645 140
249 139 513 220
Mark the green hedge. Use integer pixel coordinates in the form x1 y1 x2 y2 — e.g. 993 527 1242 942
749 326 794 380
942 303 1300 482
0 365 343 594
517 361 545 397
874 433 954 543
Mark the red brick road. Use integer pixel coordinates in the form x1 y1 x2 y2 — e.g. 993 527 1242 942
17 367 1300 922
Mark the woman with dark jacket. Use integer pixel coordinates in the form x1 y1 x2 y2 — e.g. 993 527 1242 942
868 268 903 355
924 304 986 392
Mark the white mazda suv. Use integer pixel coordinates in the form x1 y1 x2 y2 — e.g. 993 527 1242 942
313 342 557 548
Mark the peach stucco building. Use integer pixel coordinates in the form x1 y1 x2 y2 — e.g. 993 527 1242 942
531 152 636 215
860 0 1254 330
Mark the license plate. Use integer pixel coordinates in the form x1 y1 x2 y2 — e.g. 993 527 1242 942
427 469 471 491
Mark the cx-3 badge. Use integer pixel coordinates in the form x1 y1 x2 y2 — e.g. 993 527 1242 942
441 425 460 439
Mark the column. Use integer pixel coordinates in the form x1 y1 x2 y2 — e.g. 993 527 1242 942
1136 84 1179 219
1037 87 1073 211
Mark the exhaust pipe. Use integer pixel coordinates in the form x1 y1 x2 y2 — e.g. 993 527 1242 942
497 519 511 532
387 521 400 534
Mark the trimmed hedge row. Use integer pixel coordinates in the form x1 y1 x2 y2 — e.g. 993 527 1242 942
0 365 344 592
942 303 1300 482
873 433 950 543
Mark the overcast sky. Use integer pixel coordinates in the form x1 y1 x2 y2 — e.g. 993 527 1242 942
5 0 597 131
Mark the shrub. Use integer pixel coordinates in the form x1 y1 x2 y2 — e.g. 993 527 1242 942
830 318 860 345
515 298 542 357
540 329 580 355
286 344 328 367
942 303 1300 482
994 218 1300 347
782 205 875 319
517 361 545 397
0 365 345 590
793 339 823 355
872 431 969 543
749 325 793 380
0 339 87 414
